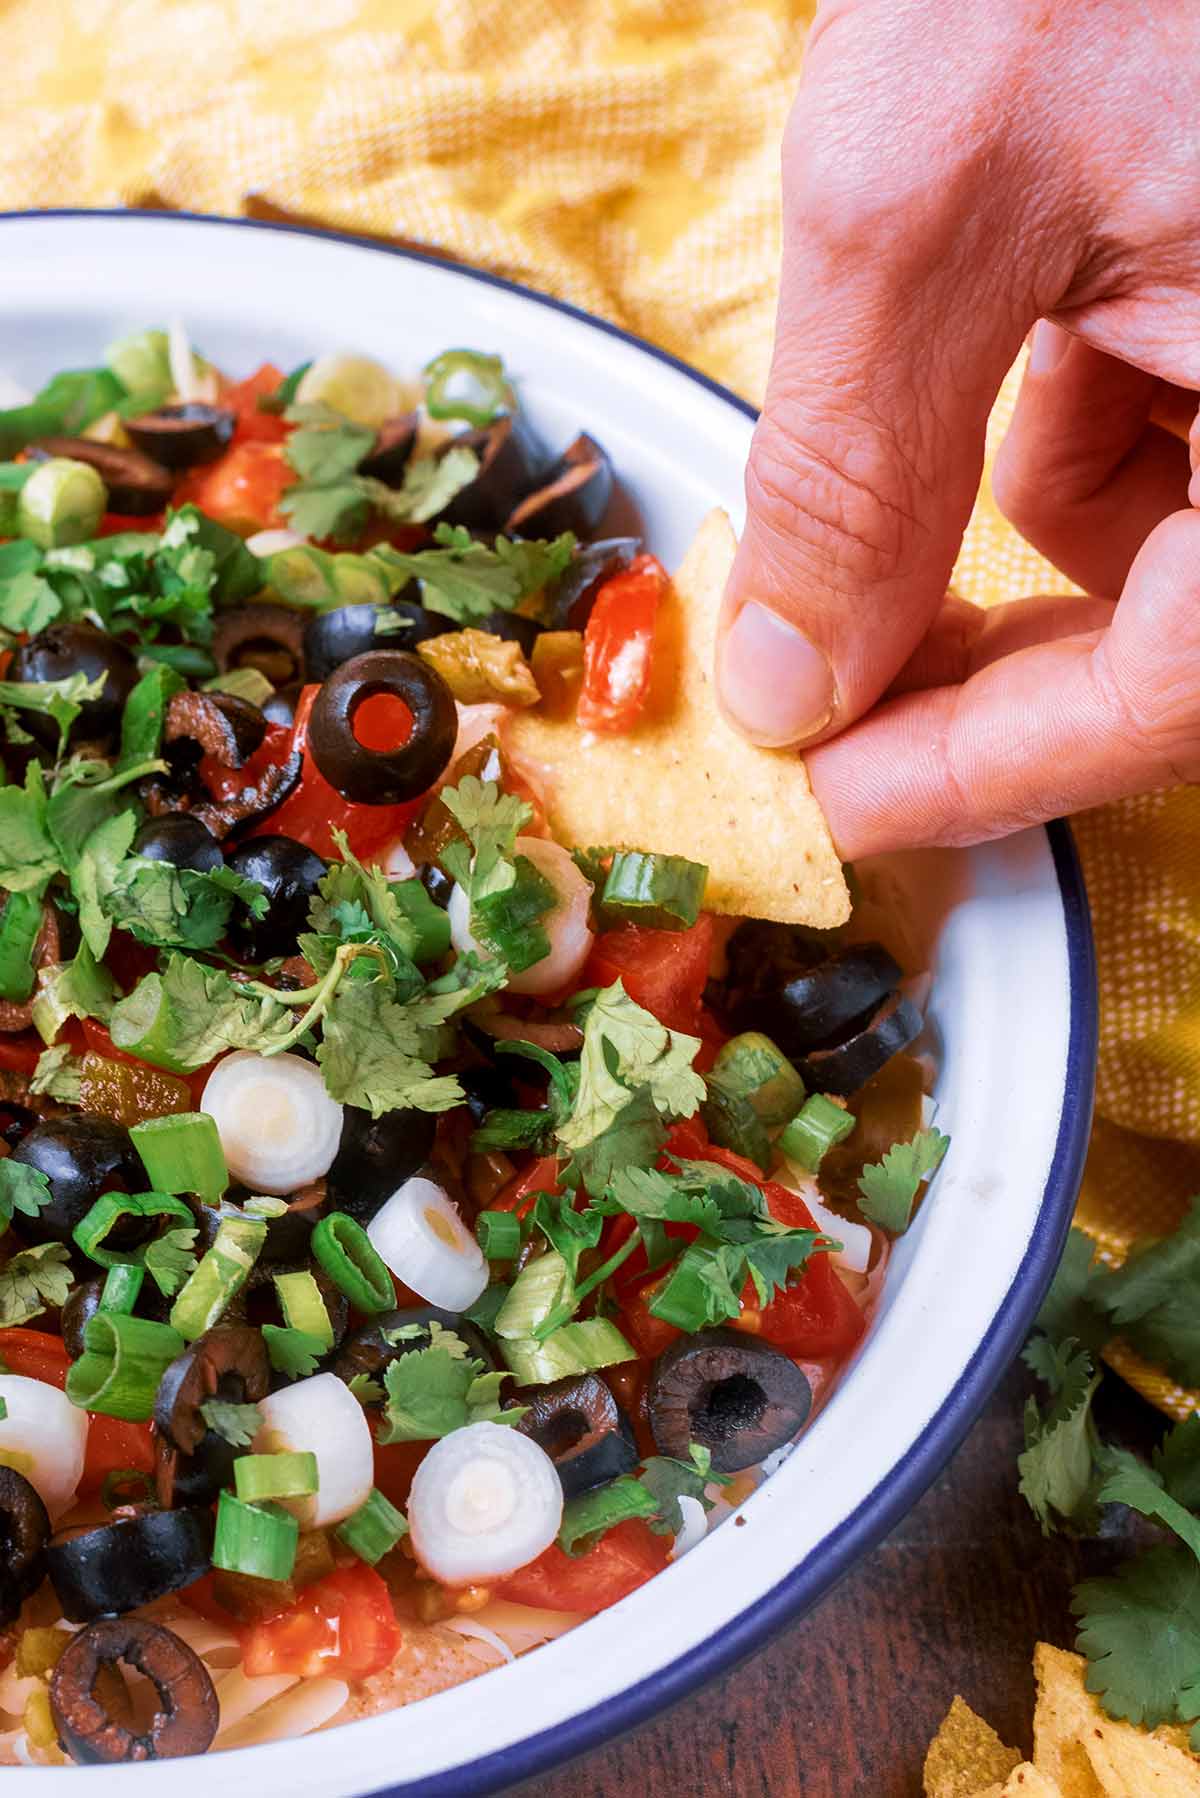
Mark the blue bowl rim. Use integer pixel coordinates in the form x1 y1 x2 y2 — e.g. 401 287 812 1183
0 207 1099 1797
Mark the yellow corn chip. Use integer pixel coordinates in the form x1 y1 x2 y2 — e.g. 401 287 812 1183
504 509 850 928
997 1767 1066 1797
1032 1644 1113 1798
1083 1721 1200 1796
924 1695 1023 1797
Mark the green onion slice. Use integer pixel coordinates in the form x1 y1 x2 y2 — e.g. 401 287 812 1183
234 1451 319 1504
599 851 707 932
65 1313 186 1421
99 1262 146 1316
73 1190 194 1269
129 1112 228 1203
500 1317 635 1386
336 1489 409 1565
169 1213 267 1341
422 349 512 428
212 1491 298 1581
311 1213 393 1314
272 1270 334 1347
476 1211 520 1261
778 1093 857 1172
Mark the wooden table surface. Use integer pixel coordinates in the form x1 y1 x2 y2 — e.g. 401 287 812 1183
510 1360 1158 1798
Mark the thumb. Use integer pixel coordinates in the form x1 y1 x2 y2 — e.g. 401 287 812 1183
718 58 1079 748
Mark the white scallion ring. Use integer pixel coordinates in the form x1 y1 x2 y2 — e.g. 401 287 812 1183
0 1376 88 1519
254 1373 373 1528
366 1177 488 1312
200 1050 343 1196
407 1422 563 1584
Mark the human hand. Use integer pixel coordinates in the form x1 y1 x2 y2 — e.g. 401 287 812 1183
717 0 1200 857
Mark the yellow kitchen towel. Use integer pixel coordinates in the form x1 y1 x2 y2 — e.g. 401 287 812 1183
2 0 1195 1413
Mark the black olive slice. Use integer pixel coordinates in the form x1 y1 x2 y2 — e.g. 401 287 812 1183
155 1429 238 1510
132 813 225 874
47 1508 215 1622
253 1180 330 1263
358 413 419 483
647 1328 813 1473
10 622 140 751
224 834 327 962
10 1115 142 1245
154 1325 270 1454
165 689 267 769
27 436 174 514
327 1105 438 1224
50 1618 219 1763
189 750 301 842
799 991 923 1097
726 943 903 1057
542 536 640 630
0 1467 50 1625
302 600 444 684
335 1305 494 1394
212 603 306 685
125 403 236 470
61 1275 169 1360
515 1373 638 1498
308 649 457 804
437 415 541 532
506 432 614 539
418 861 455 909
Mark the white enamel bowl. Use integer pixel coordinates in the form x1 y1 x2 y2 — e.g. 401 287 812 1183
0 211 1096 1798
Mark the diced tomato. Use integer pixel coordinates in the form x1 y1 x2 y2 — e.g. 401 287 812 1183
583 914 714 1035
576 555 666 733
0 1328 69 1386
749 1246 867 1359
491 1154 563 1222
79 1019 213 1108
97 513 164 537
238 685 422 861
174 441 290 535
371 1437 427 1511
221 363 290 445
0 1035 45 1074
497 1519 669 1616
179 1573 237 1627
617 1272 683 1360
240 1565 401 1679
0 1330 156 1488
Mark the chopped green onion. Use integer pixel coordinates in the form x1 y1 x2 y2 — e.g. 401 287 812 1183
311 1212 393 1314
500 1317 636 1386
599 851 708 932
422 349 512 428
272 1271 334 1347
169 1213 266 1340
212 1491 298 1581
336 1488 409 1565
129 1113 228 1203
708 1032 805 1126
100 1469 157 1511
779 1093 857 1172
494 1251 571 1342
558 1476 658 1556
476 1211 521 1261
0 1398 7 1422
65 1313 186 1421
699 1078 772 1173
234 1451 319 1504
98 1263 145 1316
72 1190 194 1268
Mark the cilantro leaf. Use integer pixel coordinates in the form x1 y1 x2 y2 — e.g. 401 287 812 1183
0 671 107 751
856 1128 950 1233
31 941 117 1042
373 524 575 626
1035 1226 1110 1353
0 1241 73 1326
199 1399 263 1448
0 764 60 893
108 953 298 1071
530 1192 604 1283
261 1325 326 1380
73 810 138 959
1073 1545 1200 1730
638 1443 727 1537
376 1343 519 1443
1017 1341 1102 1534
317 975 468 1117
558 1475 659 1554
346 1372 386 1408
142 1225 199 1297
101 857 267 952
284 407 376 484
1096 1448 1200 1562
29 1043 83 1104
1090 1197 1200 1386
440 776 531 903
567 1083 668 1202
1154 1415 1200 1512
0 1160 54 1232
359 447 480 525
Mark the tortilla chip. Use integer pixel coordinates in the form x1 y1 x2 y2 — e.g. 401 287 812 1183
924 1695 1022 1796
1083 1722 1200 1796
1032 1645 1110 1798
504 509 850 928
998 1767 1066 1797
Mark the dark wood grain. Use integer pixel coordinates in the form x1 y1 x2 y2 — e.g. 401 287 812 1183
508 1362 1160 1798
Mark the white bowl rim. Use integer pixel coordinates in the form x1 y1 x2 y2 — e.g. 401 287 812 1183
0 208 1098 1795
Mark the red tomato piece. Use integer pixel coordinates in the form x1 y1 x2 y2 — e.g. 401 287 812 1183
0 1035 46 1074
497 1519 669 1616
0 1330 156 1488
240 1565 401 1680
174 441 290 535
583 914 715 1035
221 363 290 445
749 1249 866 1360
576 555 666 733
0 1328 68 1386
97 512 164 537
491 1155 564 1222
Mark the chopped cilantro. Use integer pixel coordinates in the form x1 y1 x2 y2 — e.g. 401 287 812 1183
0 764 60 893
376 1339 519 1443
0 1241 73 1326
100 857 267 952
31 941 116 1043
372 523 575 626
29 1043 83 1104
316 975 470 1118
199 1399 263 1448
856 1127 950 1233
1073 1546 1200 1732
0 1160 54 1232
559 1445 726 1555
108 952 299 1072
142 1225 199 1298
261 1325 326 1380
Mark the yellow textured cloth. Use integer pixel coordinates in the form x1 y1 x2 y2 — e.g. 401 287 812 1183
3 0 1196 1412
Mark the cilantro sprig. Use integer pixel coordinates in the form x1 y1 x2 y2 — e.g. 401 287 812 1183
375 1326 523 1443
856 1127 949 1232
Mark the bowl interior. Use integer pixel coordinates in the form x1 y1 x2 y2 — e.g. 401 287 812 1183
0 212 1093 1798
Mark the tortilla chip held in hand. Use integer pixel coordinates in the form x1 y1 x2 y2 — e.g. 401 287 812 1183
505 509 850 928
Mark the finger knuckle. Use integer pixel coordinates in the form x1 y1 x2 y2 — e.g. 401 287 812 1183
1091 654 1200 786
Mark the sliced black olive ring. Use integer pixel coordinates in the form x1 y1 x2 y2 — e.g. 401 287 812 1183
515 1373 638 1498
798 990 923 1097
506 431 614 539
647 1329 813 1473
46 1507 215 1622
302 600 445 684
50 1617 219 1763
327 1103 438 1224
154 1324 271 1455
727 942 903 1057
155 1429 238 1511
0 1467 50 1626
308 649 458 805
126 403 236 469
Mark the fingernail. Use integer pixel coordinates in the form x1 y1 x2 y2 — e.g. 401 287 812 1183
719 600 835 747
1029 320 1071 376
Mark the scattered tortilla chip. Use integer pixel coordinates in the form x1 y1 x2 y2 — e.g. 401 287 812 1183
1083 1721 1200 1796
1032 1644 1114 1798
997 1766 1066 1797
504 509 850 927
924 1695 1023 1796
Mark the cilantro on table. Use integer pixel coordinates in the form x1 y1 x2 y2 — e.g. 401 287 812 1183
0 1242 73 1326
200 1399 263 1449
1017 1338 1103 1534
372 523 575 625
558 1443 728 1555
855 1127 950 1233
440 776 554 972
375 1327 523 1443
